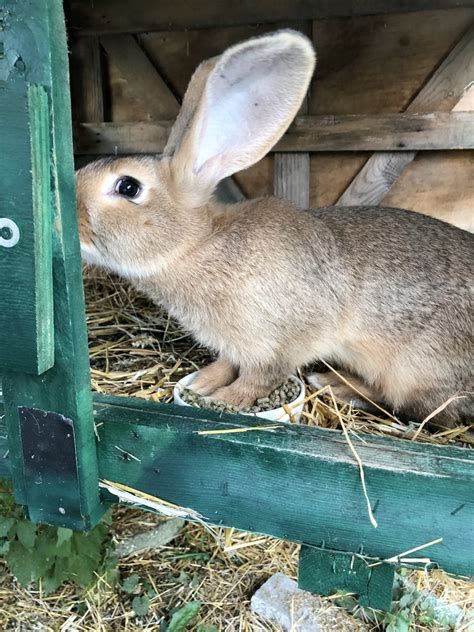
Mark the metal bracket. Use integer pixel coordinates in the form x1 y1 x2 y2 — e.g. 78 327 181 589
18 406 94 529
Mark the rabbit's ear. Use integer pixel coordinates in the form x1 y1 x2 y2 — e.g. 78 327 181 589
163 56 219 157
170 30 315 202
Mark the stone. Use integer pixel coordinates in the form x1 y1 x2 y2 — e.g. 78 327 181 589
251 572 369 632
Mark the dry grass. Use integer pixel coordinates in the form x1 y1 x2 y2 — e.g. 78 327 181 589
0 267 472 631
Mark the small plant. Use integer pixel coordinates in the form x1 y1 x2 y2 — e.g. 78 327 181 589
0 482 116 594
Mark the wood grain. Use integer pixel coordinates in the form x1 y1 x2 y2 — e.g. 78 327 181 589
337 23 474 205
100 34 179 121
274 153 310 207
38 394 474 576
69 36 104 122
70 1 474 35
0 84 53 375
2 0 104 530
299 545 395 611
74 112 474 154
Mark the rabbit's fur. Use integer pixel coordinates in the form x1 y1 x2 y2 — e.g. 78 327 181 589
76 30 473 428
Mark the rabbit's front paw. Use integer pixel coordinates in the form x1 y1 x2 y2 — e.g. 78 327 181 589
189 357 237 397
207 383 259 409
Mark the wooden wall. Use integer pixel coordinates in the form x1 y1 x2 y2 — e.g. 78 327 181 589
68 4 474 231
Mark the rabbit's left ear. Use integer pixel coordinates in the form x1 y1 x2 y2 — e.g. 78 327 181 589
170 30 315 201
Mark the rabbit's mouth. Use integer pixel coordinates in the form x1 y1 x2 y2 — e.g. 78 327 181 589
80 240 106 268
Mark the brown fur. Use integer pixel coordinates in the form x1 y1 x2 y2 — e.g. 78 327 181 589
76 31 473 428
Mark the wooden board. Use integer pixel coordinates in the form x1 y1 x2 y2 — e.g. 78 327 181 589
0 83 53 375
1 0 104 530
1 393 472 577
69 36 104 122
310 11 474 115
383 150 474 230
100 34 179 122
74 112 473 155
299 545 396 611
70 1 474 35
337 23 474 206
308 11 474 209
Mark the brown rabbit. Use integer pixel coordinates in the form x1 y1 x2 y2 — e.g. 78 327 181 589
76 30 473 428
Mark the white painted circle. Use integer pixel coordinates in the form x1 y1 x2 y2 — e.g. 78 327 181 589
0 218 20 248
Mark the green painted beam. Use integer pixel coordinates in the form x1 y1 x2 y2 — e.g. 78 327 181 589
299 545 396 611
0 80 53 374
0 395 472 577
0 0 104 530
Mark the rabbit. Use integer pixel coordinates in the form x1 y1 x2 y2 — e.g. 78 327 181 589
76 30 473 429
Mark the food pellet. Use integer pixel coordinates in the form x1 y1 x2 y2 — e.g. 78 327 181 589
180 378 300 414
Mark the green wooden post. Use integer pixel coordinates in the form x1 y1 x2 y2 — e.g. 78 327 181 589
298 545 395 611
0 0 104 529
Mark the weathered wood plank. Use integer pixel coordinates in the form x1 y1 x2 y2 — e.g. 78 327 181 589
69 36 104 122
337 24 474 205
70 1 474 35
0 83 53 374
1 0 103 530
100 34 179 121
74 112 474 155
274 153 310 207
299 545 396 611
0 394 472 575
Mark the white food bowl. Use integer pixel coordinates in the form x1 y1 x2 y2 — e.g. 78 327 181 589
173 371 306 423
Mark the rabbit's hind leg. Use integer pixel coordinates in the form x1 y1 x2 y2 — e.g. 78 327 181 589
307 370 382 413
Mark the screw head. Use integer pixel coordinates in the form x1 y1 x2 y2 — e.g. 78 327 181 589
0 218 20 248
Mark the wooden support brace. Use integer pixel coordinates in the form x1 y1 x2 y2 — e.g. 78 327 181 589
2 394 471 578
0 81 53 374
0 0 104 530
74 111 474 155
337 23 474 206
70 1 474 36
299 545 396 611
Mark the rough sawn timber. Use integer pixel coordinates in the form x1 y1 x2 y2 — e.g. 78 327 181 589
1 395 471 577
337 23 474 205
0 0 104 530
74 112 474 155
70 1 474 35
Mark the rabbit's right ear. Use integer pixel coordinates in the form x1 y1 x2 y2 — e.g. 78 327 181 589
168 30 316 206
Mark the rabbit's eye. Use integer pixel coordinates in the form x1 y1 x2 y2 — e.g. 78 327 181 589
115 177 141 199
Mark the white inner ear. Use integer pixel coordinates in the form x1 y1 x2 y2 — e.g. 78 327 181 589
192 34 315 184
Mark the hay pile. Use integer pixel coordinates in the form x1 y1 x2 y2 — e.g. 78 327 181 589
0 267 471 631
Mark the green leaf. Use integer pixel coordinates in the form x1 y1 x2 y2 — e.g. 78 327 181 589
6 541 33 586
16 520 37 550
41 558 68 595
122 573 141 593
0 540 10 555
167 601 201 632
132 595 150 616
0 516 15 538
386 613 410 632
56 527 73 547
197 626 218 632
65 552 96 586
176 570 189 585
